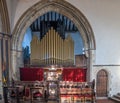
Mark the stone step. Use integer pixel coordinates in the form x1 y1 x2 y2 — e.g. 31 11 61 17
110 96 120 103
114 94 120 99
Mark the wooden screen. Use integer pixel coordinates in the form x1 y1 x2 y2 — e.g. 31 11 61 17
96 70 108 97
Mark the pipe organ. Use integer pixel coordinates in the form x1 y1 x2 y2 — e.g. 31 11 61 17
30 27 74 66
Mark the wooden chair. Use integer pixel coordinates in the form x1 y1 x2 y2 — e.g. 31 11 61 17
74 95 81 103
79 88 85 103
60 95 67 103
24 86 31 100
16 85 25 99
83 87 94 103
31 87 44 101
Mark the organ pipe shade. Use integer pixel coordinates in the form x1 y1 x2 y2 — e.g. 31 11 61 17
30 27 74 66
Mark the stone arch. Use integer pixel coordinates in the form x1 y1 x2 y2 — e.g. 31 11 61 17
11 0 96 80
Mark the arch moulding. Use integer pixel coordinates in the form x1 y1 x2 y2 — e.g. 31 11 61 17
12 0 96 81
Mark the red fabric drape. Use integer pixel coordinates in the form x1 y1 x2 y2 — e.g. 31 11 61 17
20 68 86 82
62 69 74 81
62 68 87 82
20 68 43 81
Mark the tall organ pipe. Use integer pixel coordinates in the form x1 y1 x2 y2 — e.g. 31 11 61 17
30 27 74 66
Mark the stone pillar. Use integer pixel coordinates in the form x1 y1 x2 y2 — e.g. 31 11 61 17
86 49 95 82
89 49 95 81
0 37 3 101
11 49 24 80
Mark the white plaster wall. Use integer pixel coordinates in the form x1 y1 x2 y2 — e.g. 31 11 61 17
92 66 120 96
66 0 120 65
12 0 40 31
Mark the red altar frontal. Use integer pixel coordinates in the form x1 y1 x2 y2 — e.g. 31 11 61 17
20 67 87 82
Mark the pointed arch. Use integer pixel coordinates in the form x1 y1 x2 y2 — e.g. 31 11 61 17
12 0 95 51
11 0 96 80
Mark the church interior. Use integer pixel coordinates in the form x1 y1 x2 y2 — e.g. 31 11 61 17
0 0 120 103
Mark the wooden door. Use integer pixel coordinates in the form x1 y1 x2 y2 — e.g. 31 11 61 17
96 70 108 97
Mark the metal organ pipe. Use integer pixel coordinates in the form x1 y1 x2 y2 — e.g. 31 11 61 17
30 27 74 66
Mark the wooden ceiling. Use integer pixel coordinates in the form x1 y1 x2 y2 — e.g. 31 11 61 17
30 11 78 39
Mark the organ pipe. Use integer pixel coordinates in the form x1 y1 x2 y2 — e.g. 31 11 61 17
53 29 55 64
48 29 50 64
58 32 60 64
51 28 53 64
54 29 57 64
46 32 48 64
30 27 74 66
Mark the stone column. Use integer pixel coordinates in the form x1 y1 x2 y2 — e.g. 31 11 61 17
0 37 3 101
89 49 95 81
86 49 95 82
11 49 24 80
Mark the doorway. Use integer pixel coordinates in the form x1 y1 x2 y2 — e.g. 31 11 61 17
96 69 108 97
